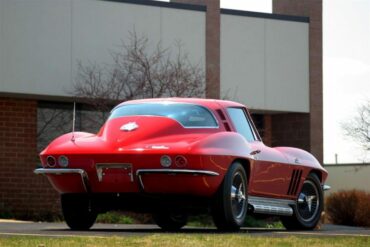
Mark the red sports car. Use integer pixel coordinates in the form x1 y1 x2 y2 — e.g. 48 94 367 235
35 98 329 231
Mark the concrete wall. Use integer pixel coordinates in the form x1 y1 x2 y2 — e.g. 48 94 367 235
0 0 309 113
324 164 370 194
220 13 309 113
0 0 206 98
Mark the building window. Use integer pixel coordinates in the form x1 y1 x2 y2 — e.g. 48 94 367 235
37 101 107 152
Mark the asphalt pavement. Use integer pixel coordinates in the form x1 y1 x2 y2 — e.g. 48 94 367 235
0 220 369 238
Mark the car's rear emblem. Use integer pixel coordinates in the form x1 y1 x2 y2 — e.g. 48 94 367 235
120 122 139 132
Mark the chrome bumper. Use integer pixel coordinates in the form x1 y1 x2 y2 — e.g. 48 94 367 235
34 168 90 192
34 168 219 192
136 169 219 190
323 184 331 191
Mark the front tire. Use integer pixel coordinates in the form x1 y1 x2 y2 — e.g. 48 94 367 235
61 194 97 230
281 173 323 230
153 212 188 231
211 162 247 231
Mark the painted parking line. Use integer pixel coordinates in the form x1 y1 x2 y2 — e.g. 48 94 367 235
0 232 107 238
276 231 370 237
0 219 30 223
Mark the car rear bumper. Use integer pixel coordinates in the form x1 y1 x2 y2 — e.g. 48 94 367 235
136 169 219 190
34 168 90 192
34 168 219 195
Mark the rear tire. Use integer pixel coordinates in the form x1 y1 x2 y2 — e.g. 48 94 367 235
153 212 188 231
61 194 97 230
281 173 323 230
211 162 247 231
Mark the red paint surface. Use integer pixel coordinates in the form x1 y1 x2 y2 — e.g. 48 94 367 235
40 98 327 199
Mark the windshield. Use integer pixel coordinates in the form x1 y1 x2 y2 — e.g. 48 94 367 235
109 103 218 128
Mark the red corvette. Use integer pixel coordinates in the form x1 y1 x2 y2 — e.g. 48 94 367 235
35 98 329 231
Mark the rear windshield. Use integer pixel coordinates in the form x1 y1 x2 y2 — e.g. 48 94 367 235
109 103 218 128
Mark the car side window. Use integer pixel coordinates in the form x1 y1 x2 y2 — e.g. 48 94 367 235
227 108 256 142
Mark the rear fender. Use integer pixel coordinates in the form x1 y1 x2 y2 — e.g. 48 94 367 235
40 132 94 155
190 132 252 159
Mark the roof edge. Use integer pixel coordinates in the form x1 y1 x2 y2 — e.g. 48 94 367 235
101 0 207 12
221 8 309 23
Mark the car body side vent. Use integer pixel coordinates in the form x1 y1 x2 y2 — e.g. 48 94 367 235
223 122 231 131
216 109 226 120
216 109 231 132
287 169 302 195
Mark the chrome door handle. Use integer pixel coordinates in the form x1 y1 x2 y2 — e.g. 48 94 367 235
250 150 261 155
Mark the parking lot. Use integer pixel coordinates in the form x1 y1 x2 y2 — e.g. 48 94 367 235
0 220 369 238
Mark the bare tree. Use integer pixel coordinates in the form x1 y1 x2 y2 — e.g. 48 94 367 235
73 31 205 124
37 104 74 152
342 100 370 160
37 32 205 152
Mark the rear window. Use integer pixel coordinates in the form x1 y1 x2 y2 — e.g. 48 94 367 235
109 103 218 128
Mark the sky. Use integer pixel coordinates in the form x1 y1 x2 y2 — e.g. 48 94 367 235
322 0 370 164
159 0 370 164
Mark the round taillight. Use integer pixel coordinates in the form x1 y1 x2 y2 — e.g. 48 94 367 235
175 155 187 167
46 156 56 167
160 155 172 168
58 155 69 168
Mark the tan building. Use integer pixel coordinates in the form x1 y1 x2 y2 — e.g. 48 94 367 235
0 0 322 218
324 164 370 194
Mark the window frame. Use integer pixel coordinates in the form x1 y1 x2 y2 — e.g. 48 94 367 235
226 107 262 142
109 102 220 129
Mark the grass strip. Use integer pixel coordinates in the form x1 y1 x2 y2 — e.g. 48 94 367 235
0 234 369 247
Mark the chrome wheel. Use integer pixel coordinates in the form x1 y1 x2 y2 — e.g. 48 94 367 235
231 172 246 220
281 173 323 230
297 180 320 222
212 162 247 231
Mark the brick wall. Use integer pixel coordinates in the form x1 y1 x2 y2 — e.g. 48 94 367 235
0 97 59 220
263 115 272 147
271 113 310 152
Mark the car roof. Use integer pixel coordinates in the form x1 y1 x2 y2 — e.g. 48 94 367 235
115 98 246 110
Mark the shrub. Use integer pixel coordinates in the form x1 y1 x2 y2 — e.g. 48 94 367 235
187 214 214 227
96 211 134 224
244 216 283 229
354 194 370 227
326 190 370 227
0 202 13 219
